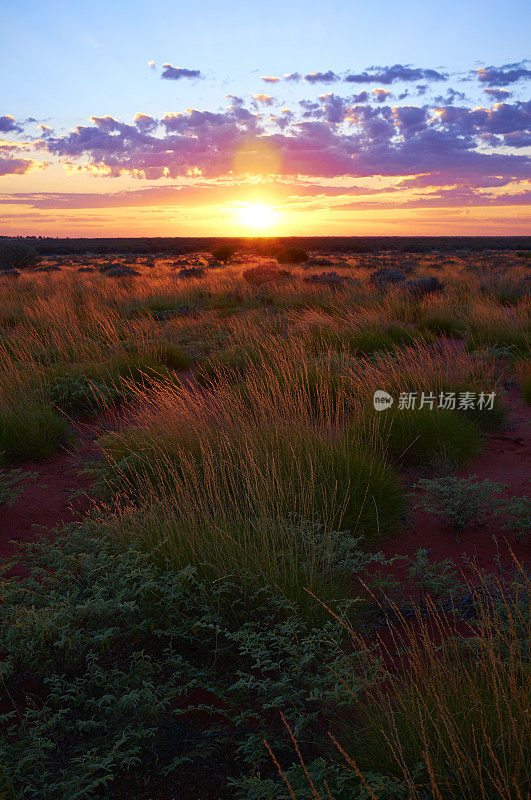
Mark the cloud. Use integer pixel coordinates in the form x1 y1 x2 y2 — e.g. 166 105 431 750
161 64 202 80
483 87 513 100
147 60 156 69
304 71 340 84
0 179 392 209
476 62 531 86
261 76 280 83
345 64 447 84
134 113 158 132
0 115 23 134
372 88 392 103
251 94 274 106
0 157 45 176
39 93 531 191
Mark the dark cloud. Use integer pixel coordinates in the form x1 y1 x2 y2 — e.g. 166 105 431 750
483 88 513 100
372 88 392 103
434 100 531 138
345 64 447 84
304 71 340 84
433 88 467 105
0 115 23 134
160 64 202 80
476 62 531 86
0 157 40 176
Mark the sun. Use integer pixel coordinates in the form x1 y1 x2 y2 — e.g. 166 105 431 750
234 202 277 230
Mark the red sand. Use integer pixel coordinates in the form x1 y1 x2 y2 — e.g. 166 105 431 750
378 382 530 574
0 421 100 575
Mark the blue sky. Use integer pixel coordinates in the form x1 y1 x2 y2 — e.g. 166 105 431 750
3 0 530 123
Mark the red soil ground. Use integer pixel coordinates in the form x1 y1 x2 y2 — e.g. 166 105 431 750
378 381 530 577
0 419 102 575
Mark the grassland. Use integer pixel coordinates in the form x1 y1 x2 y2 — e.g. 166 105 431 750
0 243 529 799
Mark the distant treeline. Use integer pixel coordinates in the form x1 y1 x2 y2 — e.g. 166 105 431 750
1 235 530 256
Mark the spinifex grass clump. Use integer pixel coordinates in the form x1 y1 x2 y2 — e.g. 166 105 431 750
352 405 481 468
91 366 403 608
0 404 72 463
466 298 530 354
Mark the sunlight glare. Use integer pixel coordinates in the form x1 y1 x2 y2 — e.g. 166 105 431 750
234 202 277 230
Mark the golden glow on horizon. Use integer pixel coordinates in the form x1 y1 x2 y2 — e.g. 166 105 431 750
232 202 278 230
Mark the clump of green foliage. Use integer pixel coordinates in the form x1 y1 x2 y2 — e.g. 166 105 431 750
0 465 36 506
0 523 382 800
211 244 235 262
502 496 530 540
414 474 506 530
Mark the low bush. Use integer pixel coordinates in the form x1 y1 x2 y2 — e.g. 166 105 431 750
43 352 188 416
310 325 420 356
0 240 40 270
211 244 234 262
276 248 309 264
0 524 380 800
0 466 36 506
502 496 530 540
414 475 506 530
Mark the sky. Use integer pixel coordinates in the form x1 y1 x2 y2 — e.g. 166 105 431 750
1 0 530 237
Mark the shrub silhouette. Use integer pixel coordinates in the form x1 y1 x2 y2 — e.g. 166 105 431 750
211 244 234 262
0 241 40 270
277 247 309 264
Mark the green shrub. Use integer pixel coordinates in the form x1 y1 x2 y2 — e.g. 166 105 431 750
0 466 36 506
466 326 529 355
196 345 260 386
414 475 506 530
42 353 185 416
418 314 465 338
0 404 72 463
44 366 122 415
352 407 480 468
522 371 531 404
502 496 530 540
